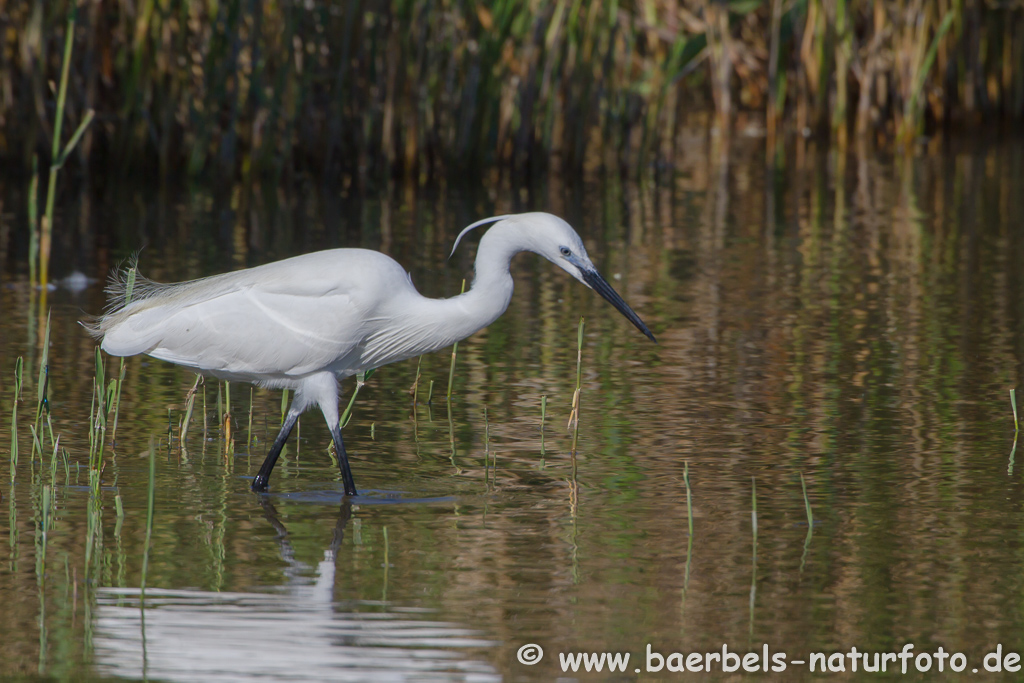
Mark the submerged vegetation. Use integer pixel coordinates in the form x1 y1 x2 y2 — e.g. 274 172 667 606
1 0 1022 183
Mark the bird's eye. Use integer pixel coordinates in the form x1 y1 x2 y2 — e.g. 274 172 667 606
559 246 572 257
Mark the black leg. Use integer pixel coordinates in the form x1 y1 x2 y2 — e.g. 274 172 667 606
252 408 300 492
327 419 358 497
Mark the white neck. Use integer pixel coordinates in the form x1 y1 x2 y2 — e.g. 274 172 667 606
407 224 522 356
449 224 521 337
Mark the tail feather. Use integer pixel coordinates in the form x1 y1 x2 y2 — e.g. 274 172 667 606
85 255 245 357
101 254 172 313
80 314 104 340
83 254 163 353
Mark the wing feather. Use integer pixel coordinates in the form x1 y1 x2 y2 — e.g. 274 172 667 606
143 289 366 378
93 249 412 381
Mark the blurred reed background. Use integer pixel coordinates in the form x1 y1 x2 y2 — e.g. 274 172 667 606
1 0 1022 184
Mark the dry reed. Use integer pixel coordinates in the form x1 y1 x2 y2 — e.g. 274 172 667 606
2 1 1019 186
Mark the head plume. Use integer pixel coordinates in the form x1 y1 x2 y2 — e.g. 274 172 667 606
448 215 512 260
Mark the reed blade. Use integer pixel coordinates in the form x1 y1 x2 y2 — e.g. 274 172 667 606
1011 388 1019 432
140 438 156 599
570 317 584 456
447 279 467 401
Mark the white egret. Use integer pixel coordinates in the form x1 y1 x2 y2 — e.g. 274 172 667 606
86 212 656 495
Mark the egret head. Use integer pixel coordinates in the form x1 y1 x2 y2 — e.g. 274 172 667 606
451 212 657 343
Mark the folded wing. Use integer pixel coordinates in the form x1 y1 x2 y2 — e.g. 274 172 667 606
100 275 368 381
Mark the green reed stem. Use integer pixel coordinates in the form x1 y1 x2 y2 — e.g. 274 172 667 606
140 439 156 598
247 387 254 450
570 317 584 456
91 347 109 473
7 483 16 563
341 369 375 429
800 472 813 573
751 476 758 559
200 383 208 442
1011 389 1019 432
800 472 813 527
11 357 23 481
109 360 126 447
382 525 390 603
179 375 201 448
684 461 694 537
109 268 135 446
412 356 422 405
540 394 546 466
39 484 51 569
901 10 955 145
28 158 38 287
29 426 43 462
48 434 61 485
41 7 93 288
86 378 96 466
39 12 74 289
1010 433 1019 477
83 475 102 593
683 461 694 601
483 405 491 487
447 400 459 473
749 473 758 635
43 413 56 466
9 408 16 482
224 381 233 455
32 313 51 459
446 279 467 401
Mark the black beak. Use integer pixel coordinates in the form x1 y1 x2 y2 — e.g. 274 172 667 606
581 269 657 343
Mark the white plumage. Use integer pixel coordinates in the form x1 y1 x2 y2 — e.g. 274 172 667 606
87 212 655 495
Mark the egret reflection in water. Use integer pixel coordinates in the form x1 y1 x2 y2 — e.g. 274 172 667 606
93 502 499 682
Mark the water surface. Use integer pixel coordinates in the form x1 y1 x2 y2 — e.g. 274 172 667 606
2 137 1024 680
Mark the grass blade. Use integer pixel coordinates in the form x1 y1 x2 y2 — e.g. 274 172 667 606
800 472 814 573
1011 388 1019 432
569 317 584 456
140 438 156 598
446 279 467 401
